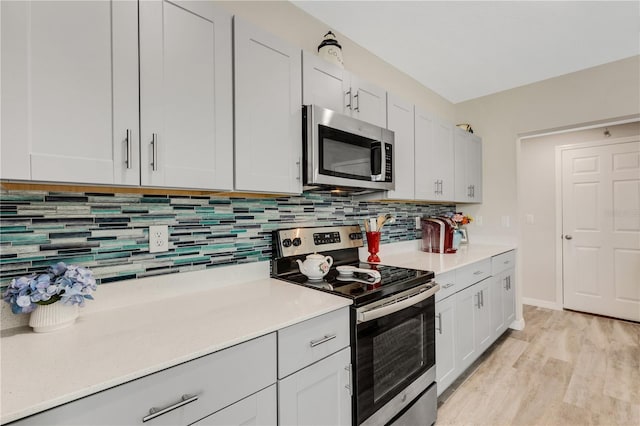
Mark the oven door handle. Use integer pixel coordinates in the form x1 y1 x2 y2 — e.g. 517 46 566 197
357 283 440 323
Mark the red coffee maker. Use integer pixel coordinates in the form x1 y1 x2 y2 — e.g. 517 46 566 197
421 217 457 254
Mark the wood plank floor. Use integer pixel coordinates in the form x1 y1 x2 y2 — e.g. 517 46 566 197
436 305 640 425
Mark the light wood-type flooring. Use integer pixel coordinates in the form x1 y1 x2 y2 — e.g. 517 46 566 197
436 305 640 425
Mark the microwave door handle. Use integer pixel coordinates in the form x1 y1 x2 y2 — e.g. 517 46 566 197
371 142 382 180
357 284 440 323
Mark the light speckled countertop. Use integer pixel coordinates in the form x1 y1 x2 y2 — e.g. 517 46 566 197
361 241 517 274
0 262 351 424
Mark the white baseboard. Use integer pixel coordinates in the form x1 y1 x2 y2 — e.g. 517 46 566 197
509 318 526 331
522 297 562 311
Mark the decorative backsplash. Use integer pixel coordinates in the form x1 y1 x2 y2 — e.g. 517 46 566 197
0 189 454 287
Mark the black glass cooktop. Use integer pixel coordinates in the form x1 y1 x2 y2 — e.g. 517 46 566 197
280 262 435 308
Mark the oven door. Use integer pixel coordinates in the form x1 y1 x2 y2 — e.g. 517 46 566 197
354 295 435 425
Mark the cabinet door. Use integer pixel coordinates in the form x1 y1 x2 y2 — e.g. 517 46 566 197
503 268 516 327
435 296 457 396
193 385 277 426
1 0 139 184
302 51 350 115
139 0 233 190
279 347 351 426
454 128 470 202
468 133 483 202
434 119 455 200
386 94 414 200
234 18 302 194
490 273 506 338
455 284 478 373
474 279 493 355
414 107 437 200
350 76 387 128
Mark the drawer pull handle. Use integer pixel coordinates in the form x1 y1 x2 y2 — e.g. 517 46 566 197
143 394 199 422
503 260 510 264
473 271 483 275
443 283 454 289
310 334 337 347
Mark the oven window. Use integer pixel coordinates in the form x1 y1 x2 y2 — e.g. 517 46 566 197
319 124 375 181
372 315 424 402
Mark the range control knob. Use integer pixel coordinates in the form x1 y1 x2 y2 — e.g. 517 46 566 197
292 238 302 247
282 238 292 248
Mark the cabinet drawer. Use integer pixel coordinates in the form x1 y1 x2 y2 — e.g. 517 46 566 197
13 334 276 426
491 250 516 275
435 270 456 302
193 384 276 426
278 307 350 379
455 259 491 291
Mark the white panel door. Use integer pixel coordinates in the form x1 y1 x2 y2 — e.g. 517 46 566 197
234 18 302 194
302 51 350 114
278 347 351 426
435 296 457 396
1 0 139 184
350 76 387 128
139 0 233 190
562 139 640 322
386 94 414 200
434 119 456 200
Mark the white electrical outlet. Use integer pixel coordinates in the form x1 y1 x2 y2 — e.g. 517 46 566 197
149 225 169 253
501 216 511 228
415 217 422 229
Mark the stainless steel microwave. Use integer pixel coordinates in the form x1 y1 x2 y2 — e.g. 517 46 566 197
303 105 394 192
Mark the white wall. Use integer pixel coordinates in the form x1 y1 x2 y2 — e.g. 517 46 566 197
455 55 640 245
520 122 640 307
218 1 455 122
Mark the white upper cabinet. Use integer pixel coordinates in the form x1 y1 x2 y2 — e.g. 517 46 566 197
302 52 386 128
414 108 455 201
454 128 483 202
385 94 415 200
1 1 139 185
139 0 233 190
234 17 302 194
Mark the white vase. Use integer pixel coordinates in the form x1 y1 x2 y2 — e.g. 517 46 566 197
29 303 79 333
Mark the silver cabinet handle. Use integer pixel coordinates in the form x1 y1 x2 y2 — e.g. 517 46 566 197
345 364 353 396
503 260 510 265
125 129 133 169
565 235 573 240
475 292 481 309
471 185 475 198
436 312 443 334
353 90 360 112
151 133 158 171
442 283 454 289
473 270 484 275
480 289 484 307
345 89 352 110
296 158 301 181
310 334 336 347
143 394 198 423
439 180 444 195
434 180 439 195
504 277 509 290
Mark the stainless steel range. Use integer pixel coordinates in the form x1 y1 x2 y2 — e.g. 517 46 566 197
272 225 440 426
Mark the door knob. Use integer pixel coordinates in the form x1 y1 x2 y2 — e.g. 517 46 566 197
564 235 573 240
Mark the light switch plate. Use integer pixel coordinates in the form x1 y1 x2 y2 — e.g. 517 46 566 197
149 225 169 253
415 217 422 229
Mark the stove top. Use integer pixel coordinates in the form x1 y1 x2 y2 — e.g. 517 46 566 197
278 261 434 307
271 225 435 308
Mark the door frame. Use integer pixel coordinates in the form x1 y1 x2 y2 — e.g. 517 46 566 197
554 135 640 310
516 114 639 312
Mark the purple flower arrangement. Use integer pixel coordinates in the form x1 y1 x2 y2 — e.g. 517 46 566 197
2 262 97 314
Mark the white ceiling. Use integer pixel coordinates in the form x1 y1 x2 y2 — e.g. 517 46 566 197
291 1 640 103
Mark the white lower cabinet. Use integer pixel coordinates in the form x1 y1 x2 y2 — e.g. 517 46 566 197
11 334 276 426
435 295 456 396
436 251 517 395
278 347 352 426
277 307 352 426
193 385 277 426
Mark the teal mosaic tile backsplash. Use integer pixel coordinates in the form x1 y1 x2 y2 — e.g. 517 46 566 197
0 190 454 286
